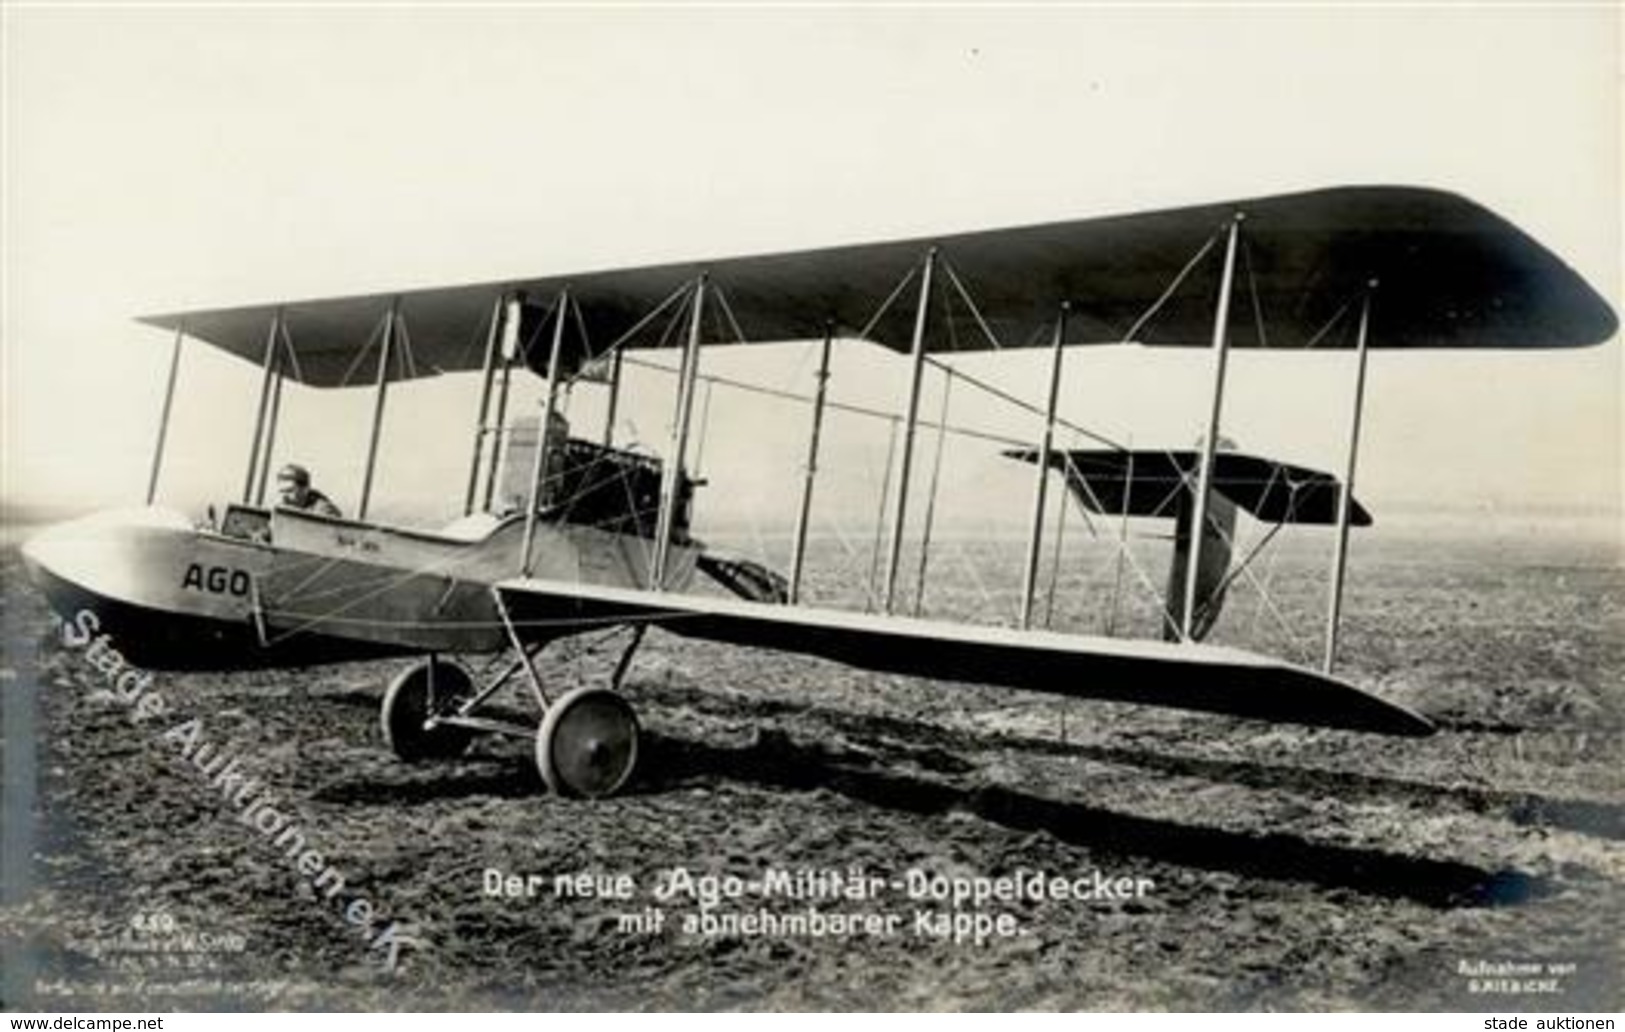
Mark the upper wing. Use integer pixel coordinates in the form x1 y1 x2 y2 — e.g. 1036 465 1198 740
1006 449 1374 526
141 186 1615 387
493 578 1434 736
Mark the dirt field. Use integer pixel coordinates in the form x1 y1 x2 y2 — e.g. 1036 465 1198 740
1 524 1620 1011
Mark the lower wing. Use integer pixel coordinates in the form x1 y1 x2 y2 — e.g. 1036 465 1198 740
493 579 1433 736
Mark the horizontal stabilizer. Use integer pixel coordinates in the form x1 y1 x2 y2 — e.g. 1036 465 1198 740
493 579 1434 737
1006 449 1372 526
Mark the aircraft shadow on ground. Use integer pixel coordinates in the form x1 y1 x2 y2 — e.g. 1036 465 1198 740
630 729 1548 911
313 764 544 805
318 720 1547 912
323 682 1618 871
642 682 1625 842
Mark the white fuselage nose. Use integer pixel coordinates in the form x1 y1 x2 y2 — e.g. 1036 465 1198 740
22 506 266 624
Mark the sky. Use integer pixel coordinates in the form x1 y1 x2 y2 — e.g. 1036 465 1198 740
3 5 1620 545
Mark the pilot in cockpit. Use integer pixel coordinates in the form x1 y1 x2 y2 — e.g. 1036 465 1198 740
276 463 343 518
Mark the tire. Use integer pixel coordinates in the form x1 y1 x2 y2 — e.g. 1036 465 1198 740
535 687 639 797
380 658 476 762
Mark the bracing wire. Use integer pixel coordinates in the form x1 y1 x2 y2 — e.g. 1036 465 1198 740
857 263 921 342
1242 234 1270 350
1116 227 1222 346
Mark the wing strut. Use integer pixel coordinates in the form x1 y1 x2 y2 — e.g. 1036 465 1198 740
252 317 304 506
881 248 938 613
241 310 281 504
462 293 506 516
912 370 954 615
1019 304 1069 628
787 322 835 603
146 322 185 505
481 295 523 512
1041 432 1076 628
1181 215 1243 643
521 288 571 575
1323 282 1376 673
650 276 707 588
601 347 624 448
1104 441 1135 635
252 348 286 506
356 301 398 521
866 416 901 610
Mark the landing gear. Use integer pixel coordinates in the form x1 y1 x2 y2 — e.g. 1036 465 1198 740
378 621 646 796
536 686 640 797
380 657 476 761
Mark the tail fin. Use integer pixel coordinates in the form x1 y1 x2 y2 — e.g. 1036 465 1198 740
1005 442 1368 643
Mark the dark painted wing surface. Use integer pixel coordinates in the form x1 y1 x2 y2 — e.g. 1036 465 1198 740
494 579 1433 736
1008 449 1372 526
141 187 1615 386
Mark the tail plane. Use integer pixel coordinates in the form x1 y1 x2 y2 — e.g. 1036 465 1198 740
1006 446 1370 642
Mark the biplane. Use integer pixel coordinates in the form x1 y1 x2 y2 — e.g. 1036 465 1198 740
21 186 1615 797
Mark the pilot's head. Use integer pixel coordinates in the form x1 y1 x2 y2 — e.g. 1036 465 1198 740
276 463 312 507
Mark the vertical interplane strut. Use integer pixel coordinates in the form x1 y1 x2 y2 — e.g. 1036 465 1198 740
357 300 398 521
602 348 624 448
1042 432 1076 630
866 416 901 611
463 293 507 516
650 276 707 589
521 289 572 576
1104 441 1136 635
1019 304 1070 629
254 319 303 507
881 248 938 614
787 322 835 604
146 322 185 505
913 370 954 616
692 380 716 477
242 310 282 505
252 353 285 506
1181 215 1244 644
482 294 523 513
1323 282 1376 673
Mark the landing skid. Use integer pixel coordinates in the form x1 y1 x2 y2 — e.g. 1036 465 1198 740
377 619 647 798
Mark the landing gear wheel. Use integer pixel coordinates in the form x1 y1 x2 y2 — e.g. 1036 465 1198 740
381 658 476 762
536 687 639 798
